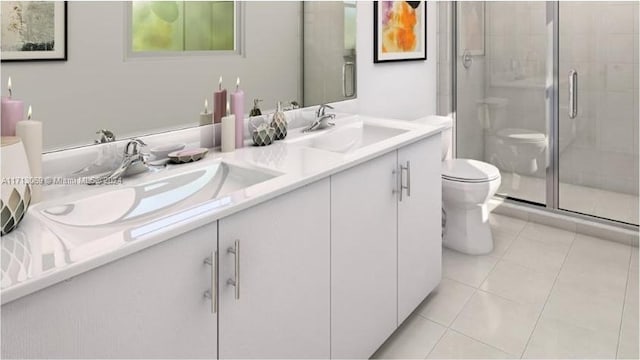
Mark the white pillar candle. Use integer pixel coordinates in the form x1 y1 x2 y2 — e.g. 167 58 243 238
221 101 236 152
200 98 214 148
15 106 42 203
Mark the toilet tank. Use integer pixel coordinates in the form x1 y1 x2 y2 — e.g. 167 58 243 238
476 97 508 131
414 116 453 160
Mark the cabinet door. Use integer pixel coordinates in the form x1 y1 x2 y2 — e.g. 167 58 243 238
330 152 398 359
1 223 219 359
218 179 330 359
397 135 442 323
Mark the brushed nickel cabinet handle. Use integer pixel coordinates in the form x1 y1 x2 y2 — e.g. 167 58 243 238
203 250 218 314
398 166 404 201
400 161 411 199
227 240 240 300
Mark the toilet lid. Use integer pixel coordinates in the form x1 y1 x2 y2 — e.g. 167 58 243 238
497 128 547 144
442 159 501 183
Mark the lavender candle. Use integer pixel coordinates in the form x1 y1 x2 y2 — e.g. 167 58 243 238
1 78 24 136
213 76 227 124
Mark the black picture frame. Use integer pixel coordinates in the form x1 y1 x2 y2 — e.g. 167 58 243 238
373 1 427 63
1 2 68 62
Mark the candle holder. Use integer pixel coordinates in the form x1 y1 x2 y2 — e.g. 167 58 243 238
249 116 276 146
1 137 32 235
271 102 288 140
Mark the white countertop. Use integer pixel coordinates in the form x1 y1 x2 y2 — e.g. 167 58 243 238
1 115 444 304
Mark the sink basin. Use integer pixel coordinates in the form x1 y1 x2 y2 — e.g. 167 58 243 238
290 121 408 154
39 161 276 228
32 161 279 263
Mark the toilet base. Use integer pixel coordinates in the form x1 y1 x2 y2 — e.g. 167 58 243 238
443 202 494 255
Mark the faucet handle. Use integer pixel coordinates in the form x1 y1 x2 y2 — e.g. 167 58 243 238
316 104 335 117
124 138 147 156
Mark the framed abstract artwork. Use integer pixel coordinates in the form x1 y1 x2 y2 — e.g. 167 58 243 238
1 1 67 62
373 1 427 63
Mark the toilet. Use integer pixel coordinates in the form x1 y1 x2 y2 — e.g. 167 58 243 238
496 128 547 174
416 116 501 255
478 98 548 175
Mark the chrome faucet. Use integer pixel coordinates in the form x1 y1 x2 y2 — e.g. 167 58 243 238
303 104 336 133
88 138 148 185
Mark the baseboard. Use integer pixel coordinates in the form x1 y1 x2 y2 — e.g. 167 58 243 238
488 198 639 247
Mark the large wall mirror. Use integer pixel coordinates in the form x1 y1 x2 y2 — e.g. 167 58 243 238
1 1 357 151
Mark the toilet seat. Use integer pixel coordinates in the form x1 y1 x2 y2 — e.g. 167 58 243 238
497 128 546 144
442 159 500 183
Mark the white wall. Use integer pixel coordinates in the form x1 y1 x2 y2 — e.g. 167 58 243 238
1 1 301 151
356 1 437 120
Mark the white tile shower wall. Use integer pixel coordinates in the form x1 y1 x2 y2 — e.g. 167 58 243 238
484 2 639 195
457 57 486 161
485 2 547 146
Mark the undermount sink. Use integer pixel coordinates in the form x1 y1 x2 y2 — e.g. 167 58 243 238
38 161 277 229
290 121 408 154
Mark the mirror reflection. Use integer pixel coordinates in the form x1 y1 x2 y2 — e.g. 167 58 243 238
1 1 357 151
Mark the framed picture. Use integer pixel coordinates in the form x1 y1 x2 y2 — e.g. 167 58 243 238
373 1 427 63
1 1 67 62
458 2 484 56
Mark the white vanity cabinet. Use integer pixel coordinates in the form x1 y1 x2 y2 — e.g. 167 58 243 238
330 151 399 359
1 223 219 359
330 134 442 358
397 135 442 323
1 130 442 360
217 178 331 359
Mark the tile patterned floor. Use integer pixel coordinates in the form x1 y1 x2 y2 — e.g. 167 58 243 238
372 214 639 359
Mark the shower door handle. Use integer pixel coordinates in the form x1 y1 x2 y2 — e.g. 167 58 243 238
342 61 355 98
569 69 578 119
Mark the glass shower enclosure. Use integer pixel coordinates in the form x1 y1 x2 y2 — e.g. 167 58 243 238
440 2 639 226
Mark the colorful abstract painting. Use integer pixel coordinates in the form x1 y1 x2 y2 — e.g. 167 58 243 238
374 1 426 63
1 1 67 61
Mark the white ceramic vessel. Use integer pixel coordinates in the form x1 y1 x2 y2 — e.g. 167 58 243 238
1 137 32 235
416 116 501 255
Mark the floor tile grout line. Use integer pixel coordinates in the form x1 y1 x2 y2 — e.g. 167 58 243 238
449 328 519 358
494 218 528 260
435 287 532 358
519 230 578 359
614 246 634 359
422 320 449 360
422 287 479 360
441 216 563 358
415 312 449 328
440 276 481 290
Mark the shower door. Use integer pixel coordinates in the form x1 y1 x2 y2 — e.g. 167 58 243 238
451 1 639 225
454 2 551 206
557 2 639 225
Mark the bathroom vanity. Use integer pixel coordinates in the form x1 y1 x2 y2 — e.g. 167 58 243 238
1 115 443 359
